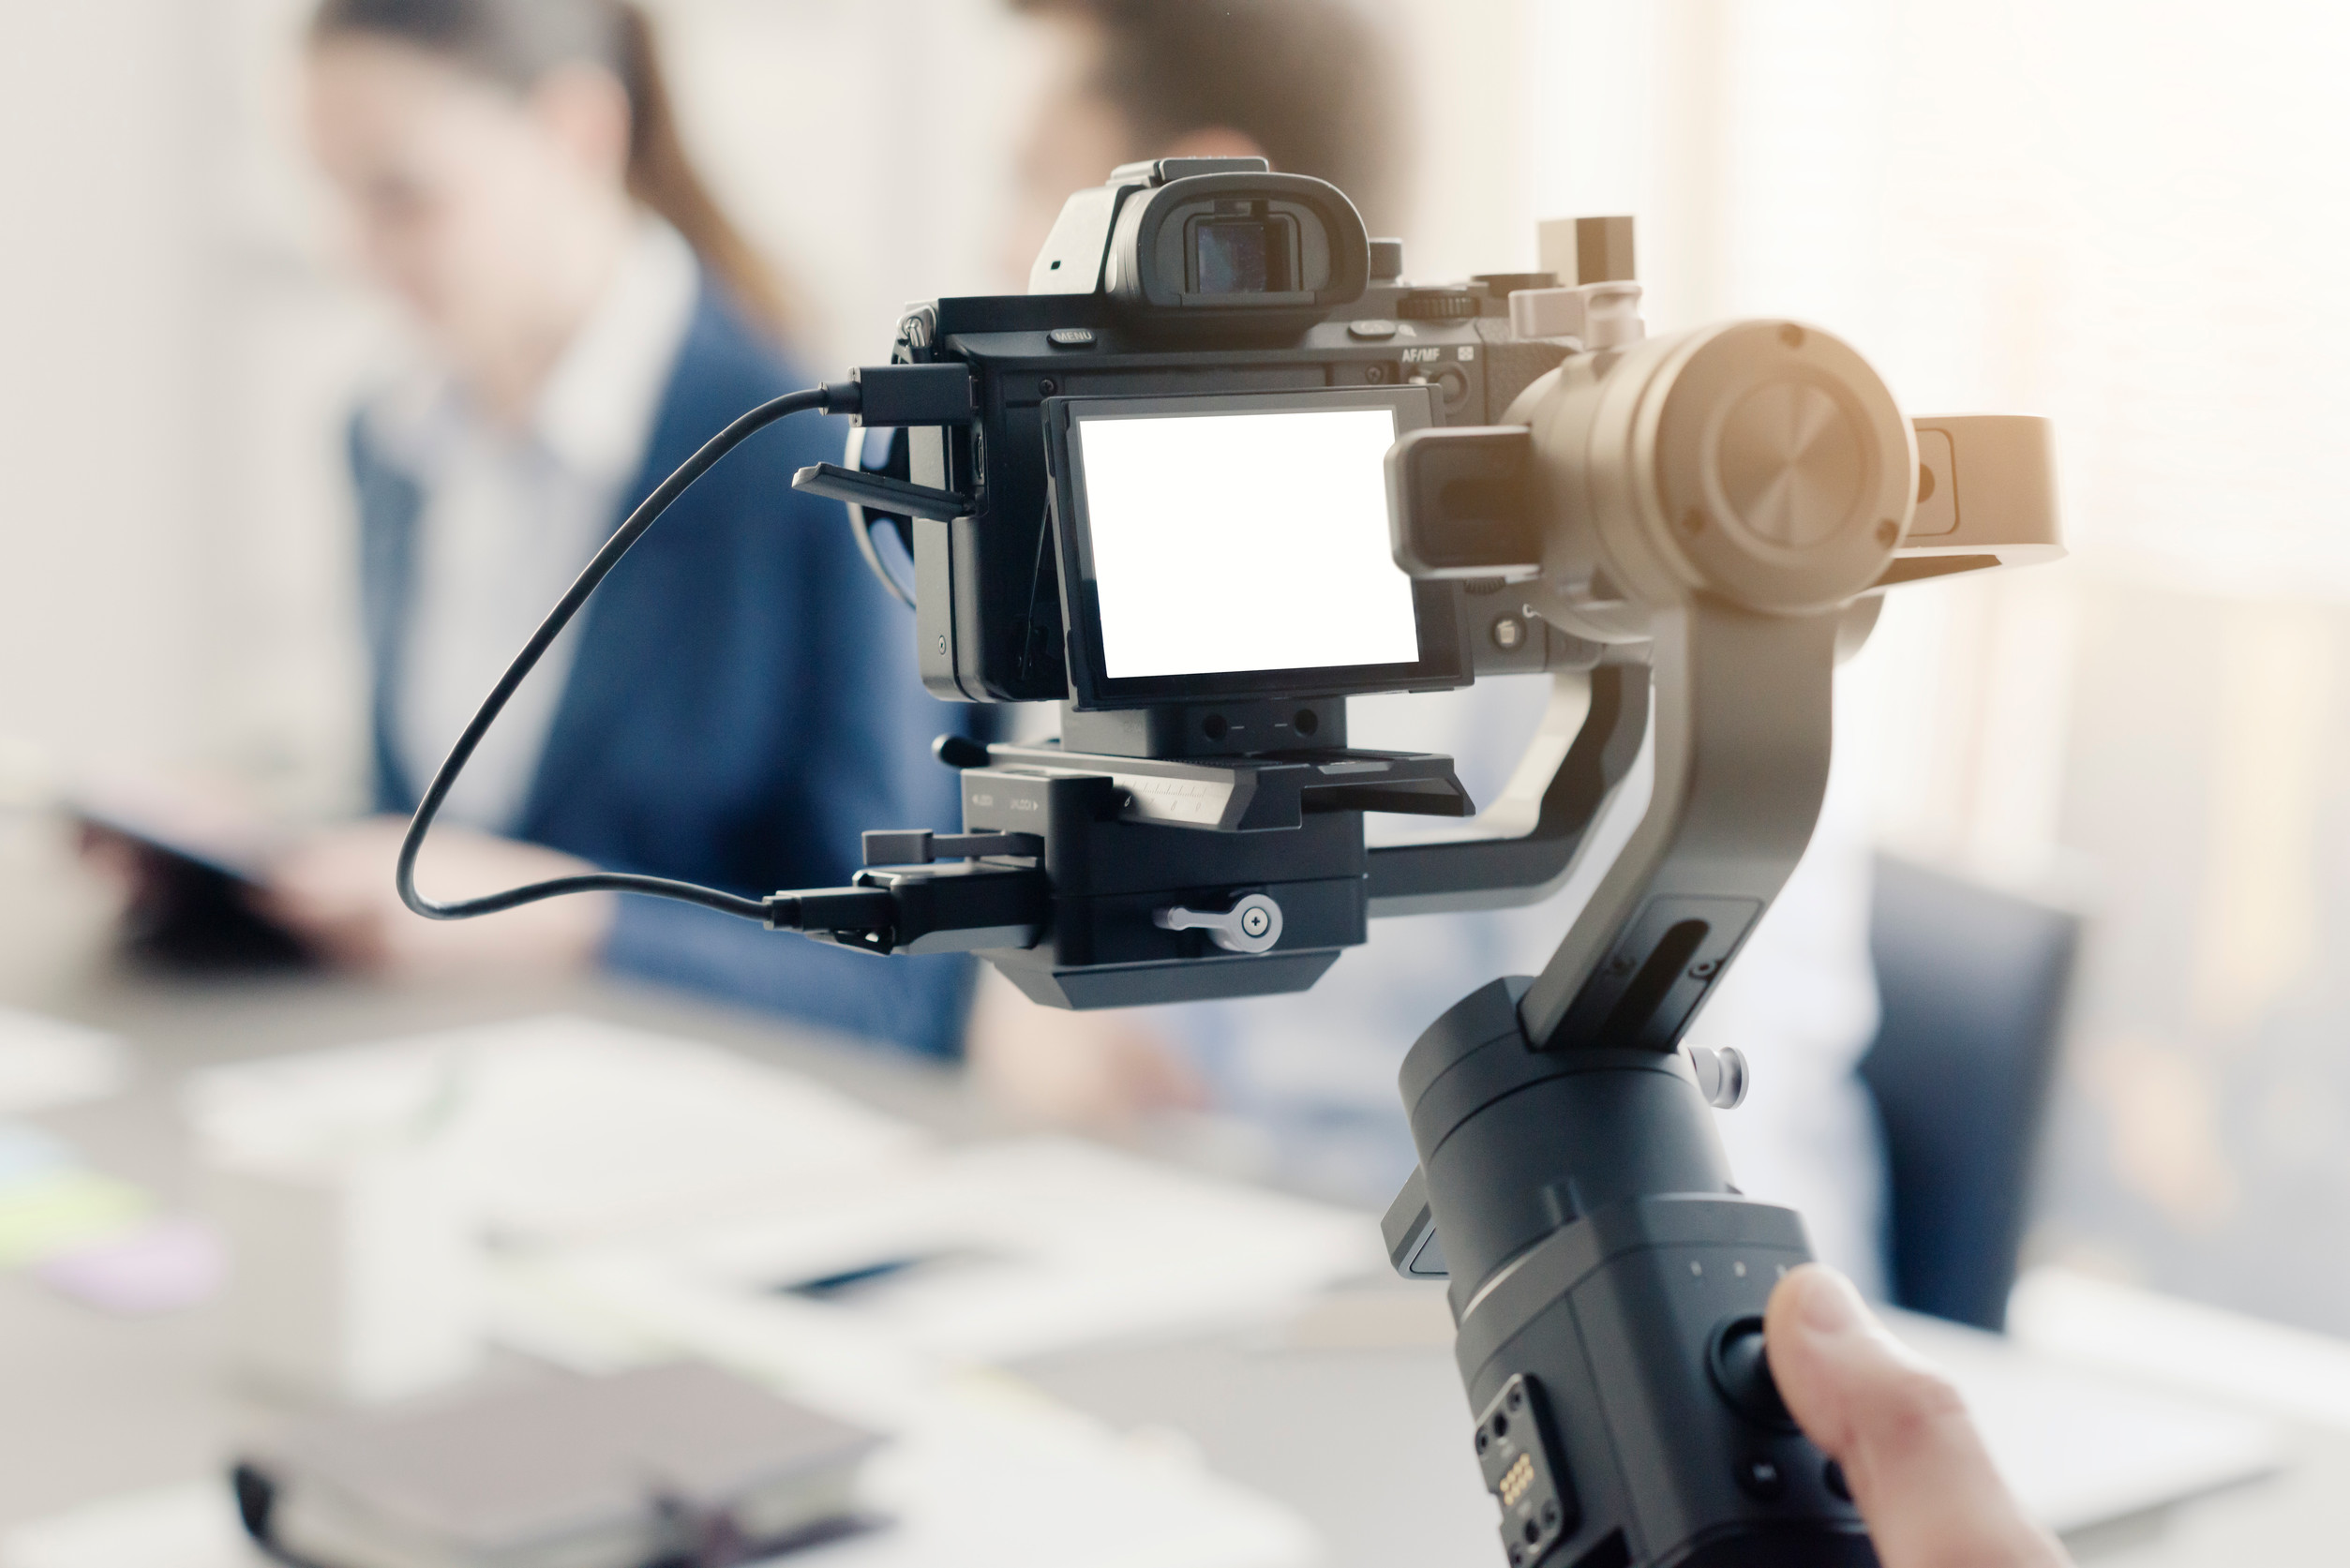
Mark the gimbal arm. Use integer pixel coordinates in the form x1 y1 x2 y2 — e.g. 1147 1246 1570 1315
1518 599 1837 1054
1363 662 1653 918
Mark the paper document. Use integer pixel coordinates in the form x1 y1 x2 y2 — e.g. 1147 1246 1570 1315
0 1482 267 1568
1891 1307 2281 1534
810 1372 1315 1568
497 1136 1385 1376
0 1008 130 1115
183 1016 926 1245
2011 1263 2350 1436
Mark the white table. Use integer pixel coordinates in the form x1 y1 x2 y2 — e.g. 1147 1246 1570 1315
0 829 2341 1564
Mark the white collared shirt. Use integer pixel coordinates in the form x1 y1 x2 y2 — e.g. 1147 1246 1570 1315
369 219 700 832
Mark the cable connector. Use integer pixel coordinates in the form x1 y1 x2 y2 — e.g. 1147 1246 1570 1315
763 887 895 936
762 863 1048 957
821 364 978 428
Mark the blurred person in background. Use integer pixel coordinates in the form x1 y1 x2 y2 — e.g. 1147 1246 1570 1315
260 0 970 1056
971 0 1893 1293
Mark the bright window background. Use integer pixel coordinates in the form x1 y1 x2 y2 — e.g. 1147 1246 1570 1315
5 0 2349 1331
1524 0 2350 1331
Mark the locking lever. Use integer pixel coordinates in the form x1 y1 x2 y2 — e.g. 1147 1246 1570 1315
1153 892 1284 954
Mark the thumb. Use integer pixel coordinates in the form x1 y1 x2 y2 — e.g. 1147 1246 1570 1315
1764 1264 2071 1568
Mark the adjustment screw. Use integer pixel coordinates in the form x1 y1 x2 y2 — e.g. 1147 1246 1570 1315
1038 378 1057 396
1491 616 1526 651
1693 1044 1749 1109
1366 364 1387 383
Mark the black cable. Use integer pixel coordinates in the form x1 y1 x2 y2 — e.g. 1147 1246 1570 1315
397 385 838 926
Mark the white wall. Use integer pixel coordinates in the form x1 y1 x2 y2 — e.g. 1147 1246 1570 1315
0 2 219 778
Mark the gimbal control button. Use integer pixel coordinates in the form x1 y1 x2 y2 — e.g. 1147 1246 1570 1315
1708 1314 1798 1430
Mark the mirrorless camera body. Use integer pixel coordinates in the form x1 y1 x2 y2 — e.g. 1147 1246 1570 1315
899 157 1579 711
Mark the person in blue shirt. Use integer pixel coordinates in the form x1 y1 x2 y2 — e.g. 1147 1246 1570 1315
264 0 971 1057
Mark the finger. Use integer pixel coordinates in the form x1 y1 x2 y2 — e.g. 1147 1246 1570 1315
1765 1265 2070 1568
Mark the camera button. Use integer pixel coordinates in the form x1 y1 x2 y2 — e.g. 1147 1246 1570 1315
1348 319 1399 340
1047 327 1098 349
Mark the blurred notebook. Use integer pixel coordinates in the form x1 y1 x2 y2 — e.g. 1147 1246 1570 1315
234 1364 882 1568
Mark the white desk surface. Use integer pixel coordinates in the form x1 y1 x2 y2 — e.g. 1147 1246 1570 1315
0 829 2343 1566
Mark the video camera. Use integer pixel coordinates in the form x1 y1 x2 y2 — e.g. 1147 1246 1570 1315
403 157 2061 1568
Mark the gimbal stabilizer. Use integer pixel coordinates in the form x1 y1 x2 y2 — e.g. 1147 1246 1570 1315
814 318 2057 1568
398 164 2061 1566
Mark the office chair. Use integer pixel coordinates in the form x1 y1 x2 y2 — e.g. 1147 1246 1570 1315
1859 855 2082 1331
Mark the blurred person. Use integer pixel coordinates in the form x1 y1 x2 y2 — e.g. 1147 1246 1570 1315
1000 0 1401 283
264 0 969 1055
969 0 1892 1293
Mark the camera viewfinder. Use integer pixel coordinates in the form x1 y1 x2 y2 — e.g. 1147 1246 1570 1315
1187 204 1296 295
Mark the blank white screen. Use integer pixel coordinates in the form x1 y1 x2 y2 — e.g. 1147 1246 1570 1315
1074 406 1420 679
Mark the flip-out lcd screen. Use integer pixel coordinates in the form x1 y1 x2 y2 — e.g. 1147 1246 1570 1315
1048 385 1460 706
